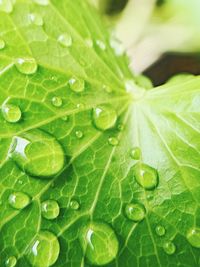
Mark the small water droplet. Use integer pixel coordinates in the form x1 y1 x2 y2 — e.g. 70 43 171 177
2 104 22 123
0 0 14 13
76 103 85 109
130 147 141 160
92 105 117 131
110 37 124 56
69 77 85 93
0 38 5 50
125 203 146 222
33 0 49 5
108 137 118 146
10 129 65 178
117 123 124 131
58 33 72 48
186 227 200 248
85 38 93 48
29 13 44 26
75 130 83 139
133 163 159 190
8 191 30 210
5 256 17 267
69 199 80 210
155 225 166 236
96 40 106 50
41 200 60 220
79 222 118 265
163 241 176 255
103 84 112 93
27 231 60 267
61 115 68 121
15 57 38 75
51 96 63 107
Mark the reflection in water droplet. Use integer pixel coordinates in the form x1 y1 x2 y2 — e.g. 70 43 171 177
130 147 141 160
29 13 44 26
51 96 63 107
70 199 80 210
108 137 118 146
125 203 146 222
0 38 5 50
27 231 60 267
163 241 176 255
69 77 85 93
75 130 83 139
186 227 200 248
92 105 117 131
15 57 38 75
8 191 30 210
5 256 17 267
41 200 60 220
79 222 118 265
134 163 159 190
9 129 65 178
58 33 72 48
110 37 124 56
0 0 14 13
155 225 166 236
2 104 22 123
96 40 106 50
33 0 49 5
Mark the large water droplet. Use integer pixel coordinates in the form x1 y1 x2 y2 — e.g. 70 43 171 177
96 40 106 50
9 129 65 178
108 137 118 146
33 0 49 5
69 199 80 210
8 191 30 210
130 147 141 160
27 231 60 267
133 163 159 190
69 77 85 93
163 241 176 255
5 256 17 267
29 13 44 26
0 38 5 50
75 130 83 139
41 200 60 220
92 105 117 131
186 227 200 248
58 33 72 48
0 0 14 13
2 104 22 123
125 203 146 222
155 225 166 236
51 96 63 107
15 57 38 75
79 222 118 266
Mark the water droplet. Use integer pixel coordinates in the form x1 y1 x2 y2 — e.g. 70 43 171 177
108 137 118 146
163 241 176 255
155 225 166 236
27 231 60 267
8 191 30 210
125 203 146 222
85 38 93 48
41 200 60 220
61 115 68 121
69 77 85 93
2 104 22 123
15 57 38 75
58 33 72 48
10 129 65 178
92 105 117 131
69 199 80 210
79 222 118 265
103 84 112 93
33 0 49 5
96 40 106 50
76 103 85 109
0 38 5 50
5 256 17 267
0 0 14 13
29 13 44 26
130 147 141 160
117 123 124 131
51 96 63 107
110 37 124 56
133 163 159 190
186 227 200 248
75 130 83 139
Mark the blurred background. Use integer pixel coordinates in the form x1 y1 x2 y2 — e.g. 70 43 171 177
90 0 200 85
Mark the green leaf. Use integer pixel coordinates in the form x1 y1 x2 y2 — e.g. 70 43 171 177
0 1 200 267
